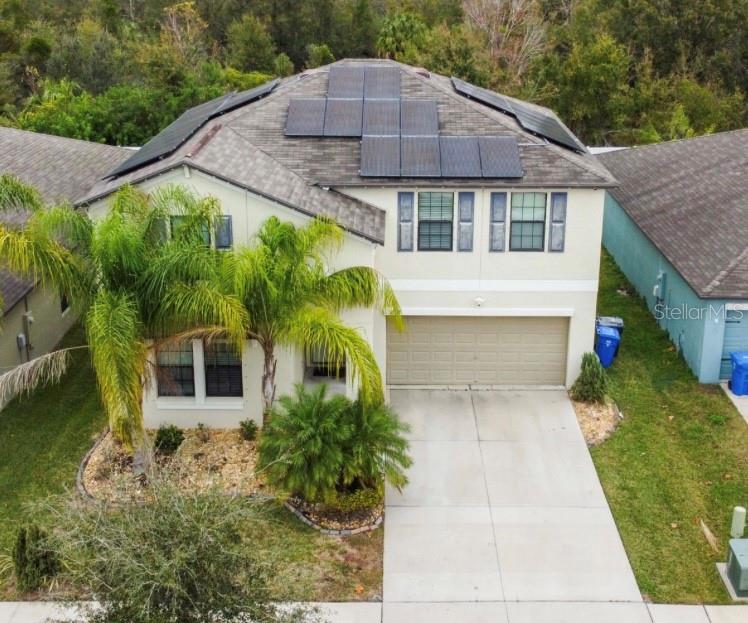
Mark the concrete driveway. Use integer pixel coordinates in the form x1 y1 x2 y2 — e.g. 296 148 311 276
383 388 644 620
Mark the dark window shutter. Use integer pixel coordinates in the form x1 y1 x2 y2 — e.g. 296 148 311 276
549 192 567 252
490 192 507 252
457 192 474 251
398 192 414 251
215 215 233 249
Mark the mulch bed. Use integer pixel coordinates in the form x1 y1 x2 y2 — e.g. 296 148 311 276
287 496 384 533
571 398 622 445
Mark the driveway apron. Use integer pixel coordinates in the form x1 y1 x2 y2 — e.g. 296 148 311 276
383 388 642 610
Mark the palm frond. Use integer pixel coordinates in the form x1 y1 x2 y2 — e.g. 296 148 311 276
154 281 249 352
28 204 93 252
0 347 84 404
318 266 403 329
0 174 44 214
86 290 148 451
284 306 384 406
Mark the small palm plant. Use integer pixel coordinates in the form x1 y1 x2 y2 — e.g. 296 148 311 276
258 384 411 504
0 179 246 451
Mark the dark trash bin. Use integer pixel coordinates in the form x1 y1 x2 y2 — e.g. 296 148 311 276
729 352 748 396
595 325 621 369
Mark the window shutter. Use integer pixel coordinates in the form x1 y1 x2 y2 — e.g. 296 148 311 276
457 192 474 251
215 215 233 249
398 192 414 251
489 192 507 252
549 192 567 252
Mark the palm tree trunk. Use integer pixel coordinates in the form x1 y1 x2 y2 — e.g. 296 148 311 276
261 342 277 426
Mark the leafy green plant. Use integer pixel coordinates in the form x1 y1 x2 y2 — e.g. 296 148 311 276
258 384 411 504
13 524 59 592
325 486 383 514
154 424 184 455
239 418 259 441
571 352 608 403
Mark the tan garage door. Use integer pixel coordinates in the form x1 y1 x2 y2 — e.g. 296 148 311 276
387 316 568 385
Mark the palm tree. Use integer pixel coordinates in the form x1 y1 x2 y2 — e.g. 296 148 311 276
157 216 401 422
0 179 247 451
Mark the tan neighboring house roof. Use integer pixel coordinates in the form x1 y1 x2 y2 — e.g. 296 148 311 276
0 127 130 312
598 129 748 299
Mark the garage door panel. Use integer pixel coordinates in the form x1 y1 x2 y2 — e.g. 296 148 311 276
387 316 568 385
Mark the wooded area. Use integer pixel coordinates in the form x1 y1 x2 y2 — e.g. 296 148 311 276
0 0 745 147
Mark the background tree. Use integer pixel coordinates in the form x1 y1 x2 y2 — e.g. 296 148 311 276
226 14 276 73
305 43 335 69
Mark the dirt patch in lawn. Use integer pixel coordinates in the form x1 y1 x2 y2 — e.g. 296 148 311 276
572 398 622 445
83 428 268 502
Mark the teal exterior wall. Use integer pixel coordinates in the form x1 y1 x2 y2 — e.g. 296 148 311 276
602 193 730 383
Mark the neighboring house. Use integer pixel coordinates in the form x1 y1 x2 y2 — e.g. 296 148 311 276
77 59 616 427
598 130 748 383
0 128 130 407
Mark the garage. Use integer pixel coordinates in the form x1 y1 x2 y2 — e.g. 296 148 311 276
720 309 748 379
386 316 569 386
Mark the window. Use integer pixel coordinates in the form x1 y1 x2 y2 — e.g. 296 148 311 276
457 192 474 252
60 294 69 314
214 215 233 250
489 192 507 252
418 192 454 251
204 341 243 397
157 342 195 397
306 346 345 380
549 192 567 252
170 215 210 245
397 192 414 251
510 192 547 251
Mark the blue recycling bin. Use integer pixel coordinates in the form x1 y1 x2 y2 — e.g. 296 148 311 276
729 352 748 396
595 325 620 369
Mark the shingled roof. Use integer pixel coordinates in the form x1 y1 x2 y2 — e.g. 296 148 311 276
0 128 130 312
82 60 616 243
597 129 748 299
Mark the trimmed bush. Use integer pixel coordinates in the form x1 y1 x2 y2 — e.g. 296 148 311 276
324 485 383 514
239 418 258 441
154 424 184 455
13 524 59 591
571 352 608 403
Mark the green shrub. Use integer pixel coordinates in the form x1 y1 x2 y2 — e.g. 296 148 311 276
258 384 411 503
324 485 383 514
571 352 608 403
13 524 59 591
154 425 184 455
239 418 258 441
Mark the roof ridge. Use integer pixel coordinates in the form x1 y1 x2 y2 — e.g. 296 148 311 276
0 126 131 153
603 128 748 155
703 244 748 295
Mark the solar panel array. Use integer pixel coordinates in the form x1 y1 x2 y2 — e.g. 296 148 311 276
451 76 586 153
110 79 279 178
283 65 525 178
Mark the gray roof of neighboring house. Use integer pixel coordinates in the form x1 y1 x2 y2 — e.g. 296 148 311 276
0 127 130 312
82 60 617 243
597 129 748 299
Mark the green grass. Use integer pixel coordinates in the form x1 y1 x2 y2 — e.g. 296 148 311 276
0 325 105 593
0 325 382 600
592 250 748 604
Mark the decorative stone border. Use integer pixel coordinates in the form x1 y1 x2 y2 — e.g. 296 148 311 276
76 428 110 500
283 500 384 536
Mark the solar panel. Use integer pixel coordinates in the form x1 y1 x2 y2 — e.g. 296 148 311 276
451 77 515 117
401 100 439 136
360 136 401 176
109 79 279 178
362 100 400 136
401 136 441 177
510 100 586 152
364 66 400 99
439 137 481 177
327 66 365 98
323 98 363 136
478 137 523 178
285 98 327 136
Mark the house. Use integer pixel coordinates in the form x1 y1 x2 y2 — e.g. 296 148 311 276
598 130 748 383
0 128 130 408
78 59 617 427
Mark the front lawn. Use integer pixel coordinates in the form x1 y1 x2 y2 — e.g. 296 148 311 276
0 325 382 600
593 250 748 604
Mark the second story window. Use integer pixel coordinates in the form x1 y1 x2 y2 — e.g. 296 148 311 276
418 192 454 251
510 192 547 251
214 215 233 250
170 215 211 246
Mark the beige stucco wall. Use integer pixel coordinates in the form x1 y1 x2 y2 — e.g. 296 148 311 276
87 168 605 427
0 285 77 409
